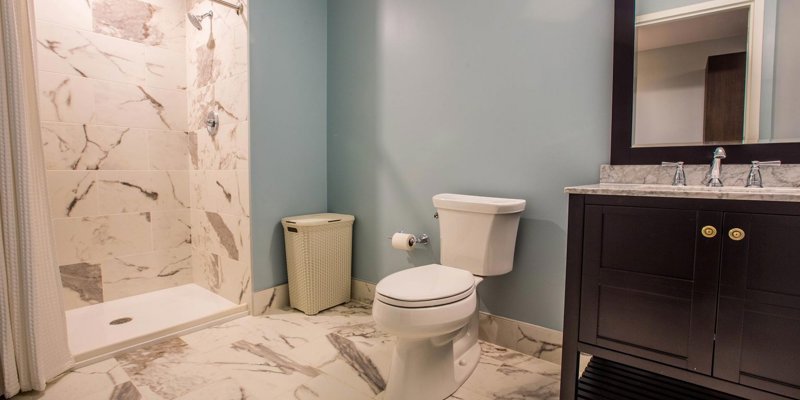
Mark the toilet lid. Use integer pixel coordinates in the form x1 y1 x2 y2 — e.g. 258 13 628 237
376 264 476 308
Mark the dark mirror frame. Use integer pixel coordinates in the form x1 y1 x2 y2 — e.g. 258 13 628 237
611 0 800 165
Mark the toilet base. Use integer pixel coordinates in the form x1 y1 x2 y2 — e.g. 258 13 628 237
382 310 481 400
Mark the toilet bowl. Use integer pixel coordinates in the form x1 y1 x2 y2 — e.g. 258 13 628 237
373 264 483 400
372 194 525 400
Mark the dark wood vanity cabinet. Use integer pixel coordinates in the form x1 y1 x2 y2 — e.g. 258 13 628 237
562 195 800 400
714 213 800 397
579 205 721 374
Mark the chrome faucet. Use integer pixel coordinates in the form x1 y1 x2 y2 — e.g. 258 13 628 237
705 147 726 187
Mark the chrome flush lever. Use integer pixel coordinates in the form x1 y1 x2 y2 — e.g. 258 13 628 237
746 160 781 188
661 161 686 186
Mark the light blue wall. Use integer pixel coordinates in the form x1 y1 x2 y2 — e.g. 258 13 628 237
327 0 612 330
249 0 328 291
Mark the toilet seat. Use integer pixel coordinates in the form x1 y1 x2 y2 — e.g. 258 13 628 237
376 264 475 308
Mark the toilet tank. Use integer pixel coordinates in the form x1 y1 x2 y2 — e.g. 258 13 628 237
433 194 526 276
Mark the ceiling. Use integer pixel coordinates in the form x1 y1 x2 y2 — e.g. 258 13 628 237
637 7 749 52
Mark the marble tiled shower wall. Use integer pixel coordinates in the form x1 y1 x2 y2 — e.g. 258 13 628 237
185 0 251 305
34 0 251 309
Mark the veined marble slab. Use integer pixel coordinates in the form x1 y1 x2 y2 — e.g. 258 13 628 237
599 163 800 188
565 164 800 202
21 301 562 400
565 183 800 202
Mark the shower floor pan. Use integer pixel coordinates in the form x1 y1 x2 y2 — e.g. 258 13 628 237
66 284 248 367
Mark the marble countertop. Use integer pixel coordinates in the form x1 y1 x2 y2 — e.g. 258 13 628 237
565 183 800 202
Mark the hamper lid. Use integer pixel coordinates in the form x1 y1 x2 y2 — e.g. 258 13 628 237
282 213 354 226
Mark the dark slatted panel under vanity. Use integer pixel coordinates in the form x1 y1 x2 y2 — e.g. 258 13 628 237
577 358 745 400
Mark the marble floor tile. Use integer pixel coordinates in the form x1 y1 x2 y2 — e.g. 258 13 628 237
13 358 137 400
22 302 563 400
273 373 374 400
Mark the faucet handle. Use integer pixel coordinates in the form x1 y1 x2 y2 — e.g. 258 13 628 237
746 160 782 188
753 160 781 167
661 161 686 186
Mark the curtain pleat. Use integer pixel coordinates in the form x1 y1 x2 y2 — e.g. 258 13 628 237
0 0 74 397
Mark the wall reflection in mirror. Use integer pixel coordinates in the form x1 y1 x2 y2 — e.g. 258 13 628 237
633 0 800 147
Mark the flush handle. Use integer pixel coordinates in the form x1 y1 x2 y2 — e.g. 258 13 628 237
701 226 717 239
729 228 745 241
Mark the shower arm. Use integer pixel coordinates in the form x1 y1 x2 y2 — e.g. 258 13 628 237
212 0 243 15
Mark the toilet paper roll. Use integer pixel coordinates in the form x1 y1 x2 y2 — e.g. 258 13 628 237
391 233 416 251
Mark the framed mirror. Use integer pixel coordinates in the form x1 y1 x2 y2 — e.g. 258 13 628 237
611 0 800 164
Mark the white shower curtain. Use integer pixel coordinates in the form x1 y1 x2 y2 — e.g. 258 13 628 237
0 0 74 397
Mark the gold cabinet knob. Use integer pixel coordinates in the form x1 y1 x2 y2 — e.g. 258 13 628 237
701 226 718 238
729 228 746 241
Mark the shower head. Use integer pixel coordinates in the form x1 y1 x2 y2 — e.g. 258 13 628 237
187 10 213 30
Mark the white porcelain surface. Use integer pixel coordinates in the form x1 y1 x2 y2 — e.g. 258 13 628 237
370 193 526 398
373 291 477 339
66 284 238 357
350 279 567 367
436 198 524 276
375 264 474 303
433 193 526 214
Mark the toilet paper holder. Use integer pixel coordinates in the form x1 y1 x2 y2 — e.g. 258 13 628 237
387 231 430 246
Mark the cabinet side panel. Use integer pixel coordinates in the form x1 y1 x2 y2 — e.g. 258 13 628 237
561 194 586 400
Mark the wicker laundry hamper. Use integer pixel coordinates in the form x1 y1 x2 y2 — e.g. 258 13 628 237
281 213 354 315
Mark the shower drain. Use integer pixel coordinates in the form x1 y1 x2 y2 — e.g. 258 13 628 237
109 317 133 325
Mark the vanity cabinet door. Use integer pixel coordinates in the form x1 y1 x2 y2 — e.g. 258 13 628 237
578 205 722 374
714 213 800 399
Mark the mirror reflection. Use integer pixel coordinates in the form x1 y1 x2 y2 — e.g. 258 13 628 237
633 0 800 147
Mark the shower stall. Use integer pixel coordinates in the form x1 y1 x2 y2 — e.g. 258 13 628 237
34 0 251 364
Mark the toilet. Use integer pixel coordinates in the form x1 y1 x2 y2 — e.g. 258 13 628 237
372 193 526 400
